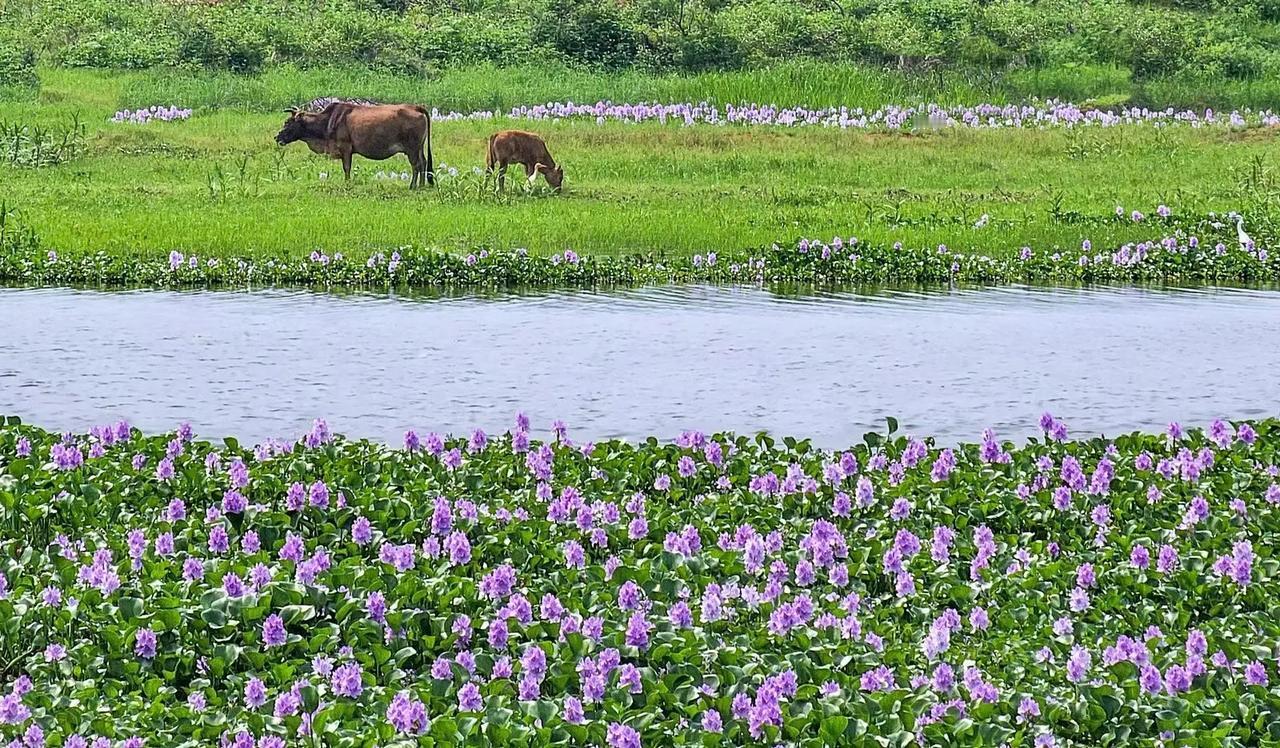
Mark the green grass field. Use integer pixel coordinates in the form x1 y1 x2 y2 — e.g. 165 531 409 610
3 67 1279 260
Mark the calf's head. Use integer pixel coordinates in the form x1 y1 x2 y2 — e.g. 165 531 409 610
536 163 565 190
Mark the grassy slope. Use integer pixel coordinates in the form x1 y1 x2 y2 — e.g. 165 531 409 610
2 68 1276 259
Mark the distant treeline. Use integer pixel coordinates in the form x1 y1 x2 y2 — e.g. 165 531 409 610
3 0 1280 82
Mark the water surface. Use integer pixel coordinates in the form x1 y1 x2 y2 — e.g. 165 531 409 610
1 284 1277 446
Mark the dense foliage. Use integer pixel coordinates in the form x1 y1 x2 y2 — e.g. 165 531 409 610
5 0 1280 88
2 413 1280 746
0 30 39 100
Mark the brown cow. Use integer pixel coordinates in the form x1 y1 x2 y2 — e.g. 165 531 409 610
485 130 563 191
276 102 435 188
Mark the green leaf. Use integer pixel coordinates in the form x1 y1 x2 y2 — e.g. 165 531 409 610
821 715 849 742
120 596 144 621
200 608 227 628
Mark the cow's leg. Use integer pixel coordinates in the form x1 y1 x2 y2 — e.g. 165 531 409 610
341 150 353 181
408 153 420 189
497 164 507 191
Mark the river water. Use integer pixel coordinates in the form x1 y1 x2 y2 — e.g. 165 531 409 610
1 284 1277 446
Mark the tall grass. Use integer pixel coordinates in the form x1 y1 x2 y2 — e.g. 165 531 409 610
110 62 1280 116
113 62 1005 113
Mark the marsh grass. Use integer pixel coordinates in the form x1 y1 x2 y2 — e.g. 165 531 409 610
108 61 1280 115
5 68 1280 259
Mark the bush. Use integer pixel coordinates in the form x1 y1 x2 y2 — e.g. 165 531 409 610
530 0 640 68
0 33 39 98
1125 15 1195 79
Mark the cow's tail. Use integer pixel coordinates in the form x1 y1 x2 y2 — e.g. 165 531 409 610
427 106 437 188
414 105 434 187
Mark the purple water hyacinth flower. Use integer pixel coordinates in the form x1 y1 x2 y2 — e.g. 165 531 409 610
1135 662 1164 695
458 682 483 711
855 476 874 507
931 525 955 563
860 665 896 692
931 450 962 484
182 556 204 581
1066 645 1091 682
1131 545 1151 569
224 572 246 598
305 418 332 448
134 627 157 659
1018 697 1041 722
488 617 509 649
352 516 372 545
1245 661 1269 686
669 601 693 628
1164 665 1192 695
517 671 542 701
478 563 517 599
207 526 229 554
564 540 585 569
563 696 585 724
431 656 453 680
244 677 267 709
285 482 305 511
307 480 328 508
263 614 286 647
1209 419 1235 448
250 563 272 590
607 723 641 748
241 529 261 554
445 530 471 565
626 611 652 648
330 662 363 698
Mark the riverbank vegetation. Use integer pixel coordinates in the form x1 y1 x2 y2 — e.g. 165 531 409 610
3 414 1280 746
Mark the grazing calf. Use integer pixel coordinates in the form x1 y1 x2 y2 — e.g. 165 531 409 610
275 102 435 188
485 130 563 191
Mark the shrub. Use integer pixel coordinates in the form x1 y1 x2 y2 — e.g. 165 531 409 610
0 33 39 98
530 0 640 68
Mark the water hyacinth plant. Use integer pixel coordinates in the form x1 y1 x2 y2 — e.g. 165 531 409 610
2 214 1275 290
2 413 1280 746
109 106 193 125
435 101 1280 131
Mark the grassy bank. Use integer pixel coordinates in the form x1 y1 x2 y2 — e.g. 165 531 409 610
2 68 1280 264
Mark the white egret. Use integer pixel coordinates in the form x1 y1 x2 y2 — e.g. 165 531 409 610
1235 213 1254 250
